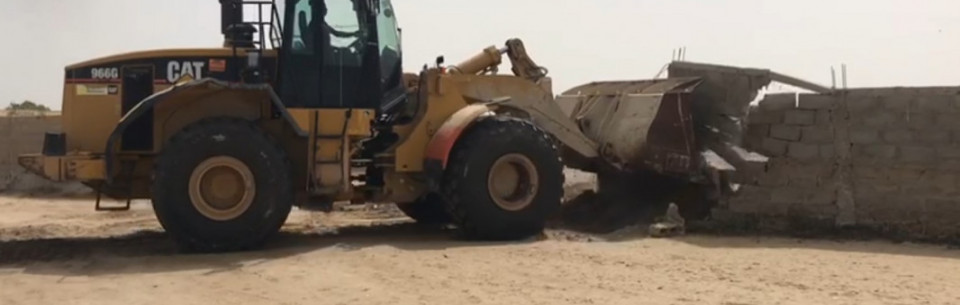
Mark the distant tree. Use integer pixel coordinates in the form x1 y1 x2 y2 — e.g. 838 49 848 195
5 100 51 112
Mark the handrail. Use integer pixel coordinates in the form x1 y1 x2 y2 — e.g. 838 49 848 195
236 0 283 50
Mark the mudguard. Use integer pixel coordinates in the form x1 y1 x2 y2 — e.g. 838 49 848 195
423 104 494 191
424 103 493 169
103 78 306 184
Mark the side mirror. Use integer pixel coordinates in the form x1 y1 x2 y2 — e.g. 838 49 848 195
435 56 445 67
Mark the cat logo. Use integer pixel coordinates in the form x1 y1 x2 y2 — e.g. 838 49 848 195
166 61 206 84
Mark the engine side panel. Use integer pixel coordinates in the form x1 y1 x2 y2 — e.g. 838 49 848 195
61 49 278 154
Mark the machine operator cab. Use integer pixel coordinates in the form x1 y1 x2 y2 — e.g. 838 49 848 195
273 0 403 112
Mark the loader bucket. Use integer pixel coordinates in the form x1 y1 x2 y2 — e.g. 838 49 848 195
553 61 833 230
556 61 779 187
558 77 703 177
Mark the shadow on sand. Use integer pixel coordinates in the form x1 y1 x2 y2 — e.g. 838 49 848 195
0 221 535 276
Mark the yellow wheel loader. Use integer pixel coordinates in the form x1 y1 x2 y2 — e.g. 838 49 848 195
18 0 804 252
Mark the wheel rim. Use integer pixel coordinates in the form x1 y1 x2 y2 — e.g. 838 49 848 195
487 153 539 211
188 156 256 221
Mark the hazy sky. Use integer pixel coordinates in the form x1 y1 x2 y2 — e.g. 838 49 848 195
2 0 957 109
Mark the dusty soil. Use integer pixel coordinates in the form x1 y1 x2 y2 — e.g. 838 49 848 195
2 194 960 305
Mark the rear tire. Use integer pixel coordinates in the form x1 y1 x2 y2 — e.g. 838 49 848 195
397 193 452 224
151 118 293 252
441 116 563 240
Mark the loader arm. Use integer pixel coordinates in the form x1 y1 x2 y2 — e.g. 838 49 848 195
448 38 548 84
503 38 548 83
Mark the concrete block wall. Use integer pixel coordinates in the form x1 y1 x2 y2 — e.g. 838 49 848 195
736 93 840 220
0 112 62 191
728 87 960 239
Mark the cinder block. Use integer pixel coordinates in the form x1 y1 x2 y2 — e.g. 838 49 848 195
921 172 960 192
743 139 764 152
806 189 837 206
727 200 759 214
881 95 911 109
760 138 788 156
846 87 948 96
788 204 839 218
770 187 806 205
773 187 836 214
884 167 924 181
816 110 833 125
789 176 818 187
728 189 780 215
900 181 939 195
917 130 950 143
856 201 923 225
853 178 901 194
951 96 960 112
853 166 883 179
797 95 836 110
759 94 797 111
914 95 954 113
728 185 771 204
746 124 771 138
770 160 831 179
801 127 834 143
919 223 960 238
924 198 960 221
849 128 880 144
860 111 901 127
820 145 835 159
10 139 42 153
937 146 960 159
904 113 935 131
757 172 788 187
855 144 897 159
787 142 819 160
936 113 960 129
846 96 881 112
940 160 960 171
906 172 957 195
899 146 936 163
783 110 817 126
883 130 914 144
748 106 783 124
851 185 897 204
770 125 801 141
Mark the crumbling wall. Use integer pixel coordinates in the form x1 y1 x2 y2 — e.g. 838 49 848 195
724 87 960 239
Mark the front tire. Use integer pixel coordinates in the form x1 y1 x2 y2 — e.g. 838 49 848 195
441 116 563 240
152 118 293 252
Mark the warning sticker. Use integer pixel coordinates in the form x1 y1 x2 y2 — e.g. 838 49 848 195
77 84 108 95
209 59 227 72
76 84 119 96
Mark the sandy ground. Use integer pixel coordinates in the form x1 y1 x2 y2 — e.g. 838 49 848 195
1 195 960 305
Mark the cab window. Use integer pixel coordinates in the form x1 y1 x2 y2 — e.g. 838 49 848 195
376 0 401 86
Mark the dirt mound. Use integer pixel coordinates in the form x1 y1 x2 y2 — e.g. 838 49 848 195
0 169 92 197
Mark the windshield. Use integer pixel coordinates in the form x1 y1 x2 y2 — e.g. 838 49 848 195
377 0 401 86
